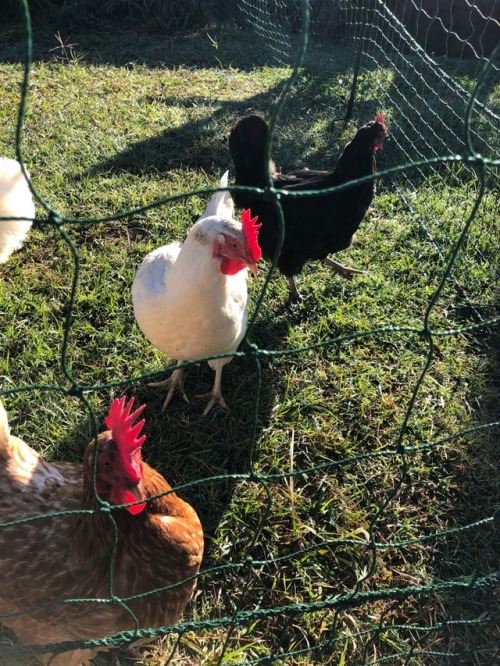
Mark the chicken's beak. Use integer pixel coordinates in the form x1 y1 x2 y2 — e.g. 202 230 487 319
248 262 258 276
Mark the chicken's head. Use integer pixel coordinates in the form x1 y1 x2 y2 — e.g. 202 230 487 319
212 209 262 276
91 396 148 515
372 114 389 151
344 114 389 157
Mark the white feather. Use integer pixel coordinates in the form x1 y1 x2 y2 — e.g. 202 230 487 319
203 170 234 220
132 172 249 364
0 158 35 263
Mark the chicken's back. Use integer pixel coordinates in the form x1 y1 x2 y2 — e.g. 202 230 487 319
0 401 82 519
0 400 98 664
132 241 181 347
0 158 35 263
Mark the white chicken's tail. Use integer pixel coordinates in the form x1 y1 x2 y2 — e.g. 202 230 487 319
202 170 234 221
0 400 10 451
0 157 35 264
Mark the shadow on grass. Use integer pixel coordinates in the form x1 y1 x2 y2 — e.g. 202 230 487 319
1 18 385 181
433 323 499 661
0 16 330 70
78 77 387 190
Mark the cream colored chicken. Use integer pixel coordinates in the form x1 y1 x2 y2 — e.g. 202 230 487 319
132 171 261 415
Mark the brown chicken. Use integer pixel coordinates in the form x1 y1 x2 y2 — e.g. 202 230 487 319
228 113 389 301
0 396 204 665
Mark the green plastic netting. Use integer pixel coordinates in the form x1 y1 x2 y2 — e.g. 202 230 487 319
0 1 499 664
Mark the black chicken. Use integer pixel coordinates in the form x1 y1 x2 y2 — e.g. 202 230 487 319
228 113 389 301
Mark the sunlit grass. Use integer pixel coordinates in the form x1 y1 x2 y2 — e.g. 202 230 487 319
0 18 498 666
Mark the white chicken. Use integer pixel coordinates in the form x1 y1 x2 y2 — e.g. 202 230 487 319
0 158 35 263
132 171 261 416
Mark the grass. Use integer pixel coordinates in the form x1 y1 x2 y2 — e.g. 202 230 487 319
0 13 498 666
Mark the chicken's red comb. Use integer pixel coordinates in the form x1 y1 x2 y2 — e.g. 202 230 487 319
105 396 146 453
241 209 262 263
375 113 386 125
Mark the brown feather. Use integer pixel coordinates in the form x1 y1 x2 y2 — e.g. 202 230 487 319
0 402 204 665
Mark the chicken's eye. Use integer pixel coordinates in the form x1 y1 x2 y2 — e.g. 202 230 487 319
101 459 112 471
229 240 238 250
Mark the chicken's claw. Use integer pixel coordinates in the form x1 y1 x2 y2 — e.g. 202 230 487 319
195 390 229 417
196 359 231 416
110 645 143 664
323 257 365 278
148 368 189 413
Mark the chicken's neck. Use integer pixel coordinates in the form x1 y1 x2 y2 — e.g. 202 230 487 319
332 143 377 185
137 463 186 516
80 460 182 521
170 223 232 288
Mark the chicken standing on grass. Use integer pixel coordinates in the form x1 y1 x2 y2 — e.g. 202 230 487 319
0 396 204 666
0 157 34 263
228 113 389 301
132 171 262 416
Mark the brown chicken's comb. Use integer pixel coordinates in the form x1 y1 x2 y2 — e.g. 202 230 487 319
105 396 146 454
241 209 262 263
375 113 386 125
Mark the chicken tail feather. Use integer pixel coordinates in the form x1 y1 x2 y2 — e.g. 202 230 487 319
202 170 234 220
0 400 10 451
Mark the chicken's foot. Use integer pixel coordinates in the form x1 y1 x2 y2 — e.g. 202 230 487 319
287 275 303 303
196 360 229 416
110 645 143 664
323 256 364 277
196 389 229 417
148 367 188 413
